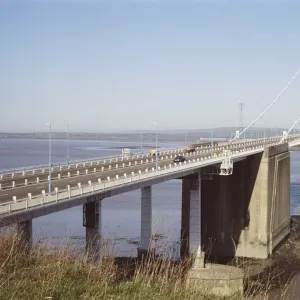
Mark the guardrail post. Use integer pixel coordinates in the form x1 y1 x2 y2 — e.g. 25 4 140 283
13 196 17 203
152 167 155 171
145 168 148 173
129 162 131 166
94 168 96 172
124 173 127 178
146 159 148 163
107 176 110 181
12 172 14 178
78 183 83 195
98 178 102 184
37 177 39 183
86 169 88 174
55 188 58 201
27 193 32 208
67 172 70 177
116 164 118 168
116 175 119 179
12 181 15 188
109 165 112 170
88 181 92 186
58 174 61 179
33 170 35 175
134 161 137 165
22 170 25 176
131 172 134 176
101 166 104 171
0 183 1 190
42 190 45 204
77 170 80 175
67 186 71 198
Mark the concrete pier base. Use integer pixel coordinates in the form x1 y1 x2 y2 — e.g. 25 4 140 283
186 264 244 297
83 195 102 259
137 186 154 258
16 220 32 250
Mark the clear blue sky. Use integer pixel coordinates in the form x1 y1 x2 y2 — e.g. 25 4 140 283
0 0 300 132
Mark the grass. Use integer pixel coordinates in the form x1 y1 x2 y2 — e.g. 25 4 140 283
0 232 294 300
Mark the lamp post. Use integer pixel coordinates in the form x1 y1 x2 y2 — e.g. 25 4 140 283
67 122 71 166
141 124 143 155
154 122 158 170
46 122 52 193
209 121 213 157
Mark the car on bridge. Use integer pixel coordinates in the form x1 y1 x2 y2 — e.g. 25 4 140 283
173 155 186 163
149 149 160 156
184 145 196 153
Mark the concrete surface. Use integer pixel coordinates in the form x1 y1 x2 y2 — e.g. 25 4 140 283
186 263 244 297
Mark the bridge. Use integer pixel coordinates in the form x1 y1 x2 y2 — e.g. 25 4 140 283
1 68 300 296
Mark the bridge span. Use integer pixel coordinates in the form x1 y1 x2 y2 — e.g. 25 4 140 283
0 134 299 296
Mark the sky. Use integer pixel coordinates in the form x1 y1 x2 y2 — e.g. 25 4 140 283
0 0 300 133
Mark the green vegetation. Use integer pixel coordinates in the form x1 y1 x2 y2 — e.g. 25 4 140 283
0 233 290 300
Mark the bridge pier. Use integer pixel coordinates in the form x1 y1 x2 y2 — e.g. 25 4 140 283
137 186 154 258
201 143 291 260
181 173 204 267
16 219 32 251
83 195 102 259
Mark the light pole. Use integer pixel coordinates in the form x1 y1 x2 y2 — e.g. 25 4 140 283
209 121 213 157
67 122 71 166
46 122 52 193
141 124 143 155
154 122 158 170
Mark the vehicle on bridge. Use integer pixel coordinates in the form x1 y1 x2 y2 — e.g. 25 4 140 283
184 145 196 153
149 149 160 156
173 155 186 163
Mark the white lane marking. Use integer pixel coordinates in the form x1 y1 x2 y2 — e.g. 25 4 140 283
0 194 8 197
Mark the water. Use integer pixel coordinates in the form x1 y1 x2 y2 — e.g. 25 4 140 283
0 139 300 257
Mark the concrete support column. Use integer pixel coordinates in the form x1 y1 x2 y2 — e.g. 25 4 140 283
138 186 153 257
83 195 102 259
181 178 191 258
181 174 204 267
16 219 32 250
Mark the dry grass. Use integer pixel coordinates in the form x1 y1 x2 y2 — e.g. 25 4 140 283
0 232 295 300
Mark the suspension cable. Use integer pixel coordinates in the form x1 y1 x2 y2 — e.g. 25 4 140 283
230 66 300 144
